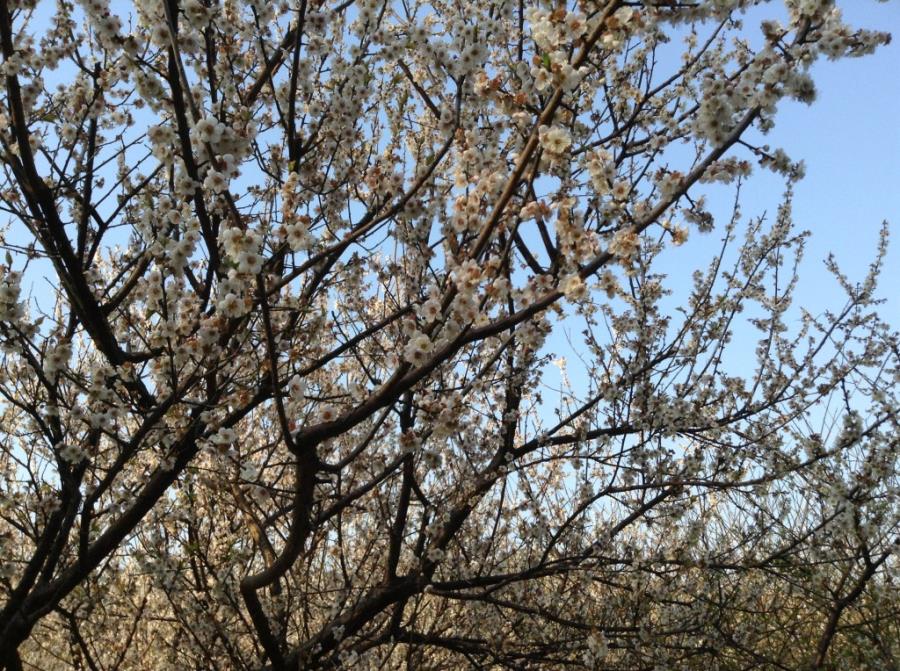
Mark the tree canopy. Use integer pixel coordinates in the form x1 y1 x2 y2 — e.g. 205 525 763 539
0 0 897 669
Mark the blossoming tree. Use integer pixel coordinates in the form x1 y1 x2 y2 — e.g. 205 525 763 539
0 0 897 668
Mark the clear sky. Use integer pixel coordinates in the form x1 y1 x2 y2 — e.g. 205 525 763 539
648 1 900 319
544 2 900 407
743 1 900 318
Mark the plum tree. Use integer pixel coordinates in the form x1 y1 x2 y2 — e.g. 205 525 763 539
0 0 896 669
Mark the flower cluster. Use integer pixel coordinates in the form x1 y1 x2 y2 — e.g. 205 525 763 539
560 274 587 302
609 228 640 261
278 172 315 252
78 0 123 48
58 442 87 464
555 199 597 264
221 226 263 275
0 268 24 324
43 340 72 378
403 330 434 366
586 149 616 196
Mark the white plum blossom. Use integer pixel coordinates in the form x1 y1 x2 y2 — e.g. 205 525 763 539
216 292 247 318
43 341 72 378
609 228 640 261
538 125 572 155
0 2 894 669
561 274 588 302
417 297 442 323
203 169 228 194
403 330 434 366
192 116 225 146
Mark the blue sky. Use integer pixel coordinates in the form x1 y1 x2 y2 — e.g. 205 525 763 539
744 2 900 317
543 2 900 411
649 1 900 319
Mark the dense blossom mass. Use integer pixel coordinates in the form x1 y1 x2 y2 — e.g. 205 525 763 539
0 0 897 669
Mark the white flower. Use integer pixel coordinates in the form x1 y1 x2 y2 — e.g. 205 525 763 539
288 375 307 400
610 6 635 28
531 66 552 91
609 228 640 260
599 270 618 299
210 427 237 448
147 126 175 145
0 270 24 323
59 443 86 464
184 0 212 26
59 123 78 144
610 180 631 201
425 547 445 563
538 125 572 155
403 331 434 365
451 293 479 324
235 250 263 275
560 64 587 92
43 342 72 378
417 298 442 323
203 169 228 194
285 223 313 252
318 405 339 423
192 116 224 145
216 292 246 318
561 274 588 301
669 224 688 246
